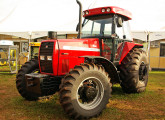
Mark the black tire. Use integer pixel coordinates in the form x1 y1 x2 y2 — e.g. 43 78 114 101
16 60 39 101
59 63 112 119
119 48 149 93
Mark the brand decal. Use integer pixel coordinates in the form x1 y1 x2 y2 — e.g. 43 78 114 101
63 46 100 52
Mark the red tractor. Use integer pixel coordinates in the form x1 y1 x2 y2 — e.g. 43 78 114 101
16 0 149 119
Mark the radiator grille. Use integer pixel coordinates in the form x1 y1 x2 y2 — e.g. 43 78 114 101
40 42 54 73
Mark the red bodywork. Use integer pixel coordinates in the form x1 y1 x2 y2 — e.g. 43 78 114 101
119 42 143 64
83 6 132 20
39 38 100 76
39 39 142 76
38 6 141 76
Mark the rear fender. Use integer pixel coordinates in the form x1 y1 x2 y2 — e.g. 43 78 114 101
83 56 120 84
119 42 143 64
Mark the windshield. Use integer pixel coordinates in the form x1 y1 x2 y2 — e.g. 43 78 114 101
82 18 113 37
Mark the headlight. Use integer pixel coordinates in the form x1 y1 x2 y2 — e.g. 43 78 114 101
102 8 105 12
40 56 45 60
86 11 89 15
47 56 52 61
107 8 111 12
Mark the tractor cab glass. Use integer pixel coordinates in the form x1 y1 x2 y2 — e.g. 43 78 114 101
82 16 113 37
82 15 132 40
114 16 132 40
82 15 132 62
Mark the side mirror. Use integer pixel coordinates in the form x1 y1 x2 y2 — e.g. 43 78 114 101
116 17 123 27
123 35 126 39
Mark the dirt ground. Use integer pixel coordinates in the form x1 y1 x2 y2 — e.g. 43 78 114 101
0 71 165 120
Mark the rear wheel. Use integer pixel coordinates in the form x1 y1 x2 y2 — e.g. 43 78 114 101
119 48 149 93
59 63 111 119
16 60 39 101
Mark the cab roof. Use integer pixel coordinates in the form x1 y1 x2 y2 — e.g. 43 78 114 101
83 6 132 20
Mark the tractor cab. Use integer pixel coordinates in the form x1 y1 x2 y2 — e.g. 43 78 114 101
82 6 132 40
81 6 133 63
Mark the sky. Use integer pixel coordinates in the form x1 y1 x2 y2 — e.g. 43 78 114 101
0 0 165 32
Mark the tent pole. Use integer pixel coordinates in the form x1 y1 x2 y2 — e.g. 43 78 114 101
28 32 32 61
147 31 151 70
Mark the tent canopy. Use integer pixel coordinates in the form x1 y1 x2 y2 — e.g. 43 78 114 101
0 0 165 32
0 0 165 41
0 0 94 32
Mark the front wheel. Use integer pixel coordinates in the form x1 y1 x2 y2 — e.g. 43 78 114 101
59 63 111 119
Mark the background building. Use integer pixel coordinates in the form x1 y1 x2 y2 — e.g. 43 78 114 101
133 31 165 70
0 31 77 65
0 31 165 70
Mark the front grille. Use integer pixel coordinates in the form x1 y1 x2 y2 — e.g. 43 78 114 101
40 42 54 73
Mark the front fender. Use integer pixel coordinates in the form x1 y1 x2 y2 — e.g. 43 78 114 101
120 42 143 64
81 56 120 84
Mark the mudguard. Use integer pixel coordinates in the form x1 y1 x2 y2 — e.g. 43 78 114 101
82 56 120 84
119 42 143 64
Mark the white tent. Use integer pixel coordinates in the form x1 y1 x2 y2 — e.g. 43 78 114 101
0 0 165 40
0 0 96 38
1 0 165 32
0 0 95 32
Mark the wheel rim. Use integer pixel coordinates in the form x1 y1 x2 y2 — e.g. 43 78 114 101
139 62 148 82
76 77 104 110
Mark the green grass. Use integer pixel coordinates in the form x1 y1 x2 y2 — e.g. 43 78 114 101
0 65 21 73
10 96 66 120
0 71 165 120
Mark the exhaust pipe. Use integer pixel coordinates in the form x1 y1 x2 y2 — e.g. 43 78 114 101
76 0 82 38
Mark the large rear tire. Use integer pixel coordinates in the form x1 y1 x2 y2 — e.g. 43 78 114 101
59 63 111 119
16 60 39 101
119 48 149 93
